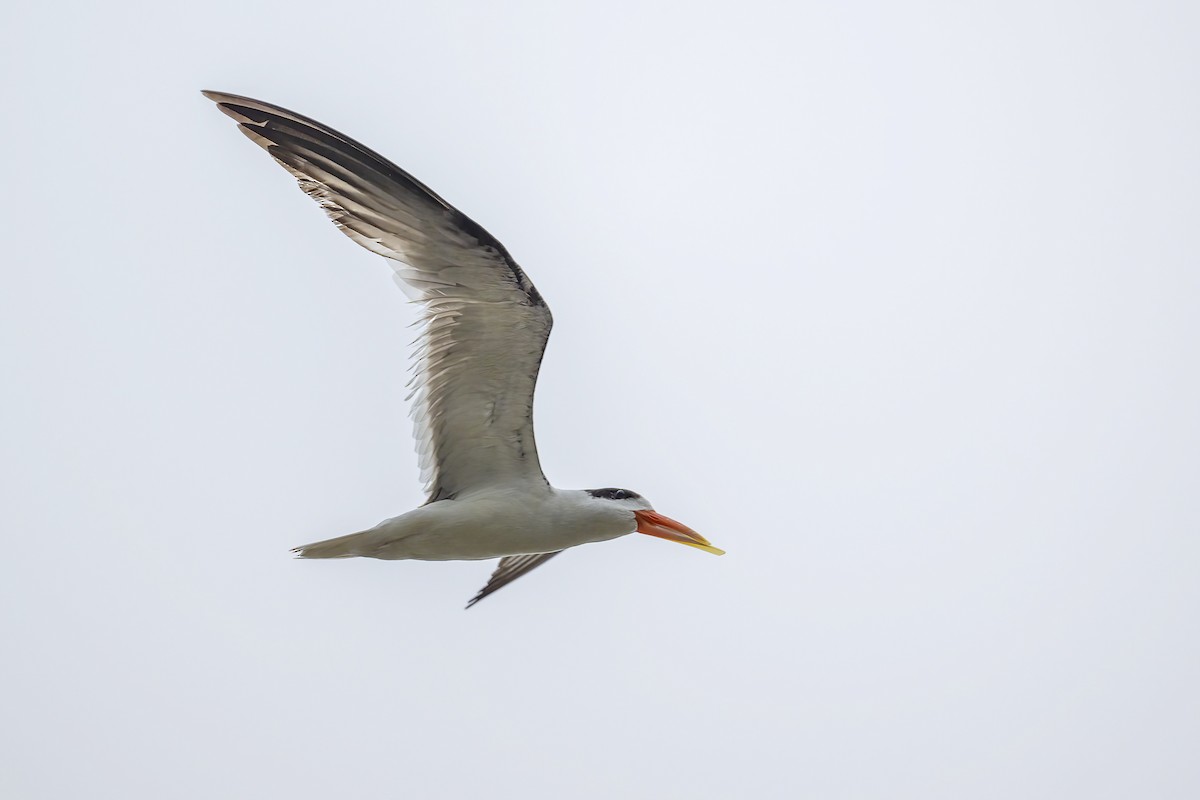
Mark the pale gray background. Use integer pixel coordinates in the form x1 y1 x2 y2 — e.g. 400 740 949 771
3 1 1198 798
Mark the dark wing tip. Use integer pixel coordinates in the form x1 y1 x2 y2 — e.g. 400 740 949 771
465 574 510 609
201 89 549 311
201 89 263 105
201 89 254 110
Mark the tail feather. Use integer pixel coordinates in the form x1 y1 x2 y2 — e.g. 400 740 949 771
292 530 370 559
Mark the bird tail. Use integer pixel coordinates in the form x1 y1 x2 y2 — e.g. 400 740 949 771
292 530 371 559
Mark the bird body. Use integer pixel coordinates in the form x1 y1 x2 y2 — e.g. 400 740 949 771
298 487 640 561
203 90 723 605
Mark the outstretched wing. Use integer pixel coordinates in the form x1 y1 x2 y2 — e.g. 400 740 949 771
204 91 553 502
467 552 563 608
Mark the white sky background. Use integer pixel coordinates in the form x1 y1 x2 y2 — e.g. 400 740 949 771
3 1 1198 797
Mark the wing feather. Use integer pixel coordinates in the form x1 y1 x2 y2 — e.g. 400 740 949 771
467 552 564 608
204 91 553 501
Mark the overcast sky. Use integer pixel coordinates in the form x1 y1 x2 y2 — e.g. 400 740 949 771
3 1 1198 798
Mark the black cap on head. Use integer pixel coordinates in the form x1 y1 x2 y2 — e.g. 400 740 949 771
586 488 642 501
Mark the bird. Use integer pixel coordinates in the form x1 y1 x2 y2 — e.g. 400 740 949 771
203 91 724 607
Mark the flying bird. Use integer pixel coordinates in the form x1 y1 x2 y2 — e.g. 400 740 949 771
203 91 723 607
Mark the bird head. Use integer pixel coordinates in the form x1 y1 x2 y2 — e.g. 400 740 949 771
584 488 724 555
